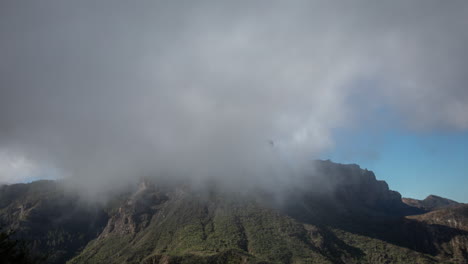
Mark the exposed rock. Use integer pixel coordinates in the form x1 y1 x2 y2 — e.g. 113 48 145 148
99 184 169 238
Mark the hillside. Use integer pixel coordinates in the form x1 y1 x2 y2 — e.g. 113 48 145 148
402 195 460 211
68 184 439 264
0 161 467 264
407 204 468 232
0 180 108 263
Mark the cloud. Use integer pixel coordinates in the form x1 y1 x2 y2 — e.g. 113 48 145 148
0 150 57 184
0 0 467 193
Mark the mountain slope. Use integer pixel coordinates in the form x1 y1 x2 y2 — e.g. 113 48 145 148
0 180 108 263
0 161 467 264
69 184 330 263
69 183 439 264
407 204 468 232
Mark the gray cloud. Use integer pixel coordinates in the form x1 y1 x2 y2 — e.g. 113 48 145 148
1 0 467 193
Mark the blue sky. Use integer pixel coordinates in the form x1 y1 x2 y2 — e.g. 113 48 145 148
323 126 468 203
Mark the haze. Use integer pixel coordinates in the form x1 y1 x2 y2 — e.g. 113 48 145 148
1 1 467 199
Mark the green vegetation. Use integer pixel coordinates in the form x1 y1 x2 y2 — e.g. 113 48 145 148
0 228 47 264
1 162 467 264
0 181 107 264
68 192 447 264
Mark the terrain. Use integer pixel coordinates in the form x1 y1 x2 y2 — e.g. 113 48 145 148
407 204 468 232
0 160 467 264
402 195 460 211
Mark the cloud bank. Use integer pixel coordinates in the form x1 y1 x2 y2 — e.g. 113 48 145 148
1 1 467 193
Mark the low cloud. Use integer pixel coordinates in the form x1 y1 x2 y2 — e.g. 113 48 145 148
0 1 467 194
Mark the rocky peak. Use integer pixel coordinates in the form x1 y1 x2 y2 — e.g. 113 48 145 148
312 160 408 212
402 194 460 211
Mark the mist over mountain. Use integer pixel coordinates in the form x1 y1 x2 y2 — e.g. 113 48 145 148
1 0 468 198
1 1 468 263
1 160 467 264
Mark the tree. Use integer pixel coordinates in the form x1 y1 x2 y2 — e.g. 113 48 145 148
0 229 46 264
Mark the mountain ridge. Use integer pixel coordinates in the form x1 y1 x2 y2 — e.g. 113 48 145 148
1 160 467 263
402 195 461 212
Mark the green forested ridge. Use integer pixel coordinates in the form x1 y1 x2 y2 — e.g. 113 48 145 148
0 161 467 264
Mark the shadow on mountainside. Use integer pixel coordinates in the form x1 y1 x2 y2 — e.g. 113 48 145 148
288 209 468 260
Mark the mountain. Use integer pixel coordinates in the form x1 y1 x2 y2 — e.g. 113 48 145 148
0 180 108 263
0 228 46 264
402 195 460 211
407 204 468 232
1 160 467 264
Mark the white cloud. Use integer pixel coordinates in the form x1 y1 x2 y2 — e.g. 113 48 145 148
0 0 467 193
0 151 49 184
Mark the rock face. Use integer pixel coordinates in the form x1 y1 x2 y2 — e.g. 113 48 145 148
0 161 467 264
99 181 169 238
403 195 460 211
281 160 423 224
312 160 413 214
